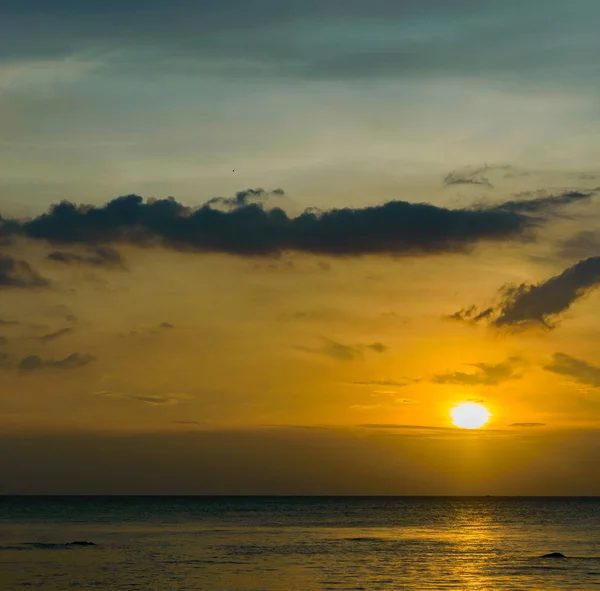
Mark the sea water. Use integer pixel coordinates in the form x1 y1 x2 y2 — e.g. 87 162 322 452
0 496 598 590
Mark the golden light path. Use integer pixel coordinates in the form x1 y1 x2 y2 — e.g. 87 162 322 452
450 402 491 429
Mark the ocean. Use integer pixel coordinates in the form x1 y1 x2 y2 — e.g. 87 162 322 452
0 496 598 590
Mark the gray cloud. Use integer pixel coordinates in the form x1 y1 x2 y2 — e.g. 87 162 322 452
443 166 494 188
37 327 73 344
491 191 591 214
0 256 49 289
18 352 95 373
97 390 190 406
47 246 125 269
558 231 600 260
0 190 587 258
433 357 522 386
543 352 600 388
509 422 546 428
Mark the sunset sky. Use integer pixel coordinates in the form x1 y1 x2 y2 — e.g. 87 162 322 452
1 0 600 495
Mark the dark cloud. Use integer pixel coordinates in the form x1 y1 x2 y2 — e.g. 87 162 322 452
18 352 95 373
443 166 494 188
0 319 22 326
206 188 284 209
455 256 600 329
491 190 591 214
159 322 174 329
543 352 600 388
0 256 49 289
0 190 586 257
433 357 521 386
509 423 546 428
448 305 494 323
47 246 125 269
37 327 73 344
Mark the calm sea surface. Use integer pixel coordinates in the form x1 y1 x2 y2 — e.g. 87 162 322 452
0 496 598 590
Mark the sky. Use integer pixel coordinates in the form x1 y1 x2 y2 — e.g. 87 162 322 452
1 0 600 495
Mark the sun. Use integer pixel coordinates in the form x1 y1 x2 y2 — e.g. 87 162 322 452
450 402 491 429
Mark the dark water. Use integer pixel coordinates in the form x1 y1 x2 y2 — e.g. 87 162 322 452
1 496 599 590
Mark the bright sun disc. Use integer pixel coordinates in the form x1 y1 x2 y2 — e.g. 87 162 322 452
450 402 491 429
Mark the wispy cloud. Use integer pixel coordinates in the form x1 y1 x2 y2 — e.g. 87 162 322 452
543 352 600 388
18 352 95 373
433 357 522 386
0 256 49 289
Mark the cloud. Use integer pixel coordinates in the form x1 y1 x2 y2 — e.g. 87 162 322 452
0 256 49 288
47 246 125 269
297 339 389 361
322 340 364 361
558 231 600 260
37 327 73 344
18 352 95 373
491 190 591 214
0 319 21 326
454 256 600 329
543 352 600 388
351 379 412 387
98 390 191 406
509 423 546 428
119 322 175 339
206 188 284 209
358 424 458 431
1 0 597 92
0 190 586 257
443 166 494 188
433 357 522 386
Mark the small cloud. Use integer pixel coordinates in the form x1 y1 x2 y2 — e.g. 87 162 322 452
366 342 388 353
433 357 522 386
206 188 285 209
351 379 413 387
359 423 458 431
37 327 73 344
98 390 191 406
18 352 95 373
323 340 363 361
0 256 49 289
509 422 546 428
159 322 174 329
443 166 494 188
302 339 390 361
47 246 126 269
543 352 600 387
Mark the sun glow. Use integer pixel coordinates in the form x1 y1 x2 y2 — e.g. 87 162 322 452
450 402 491 429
